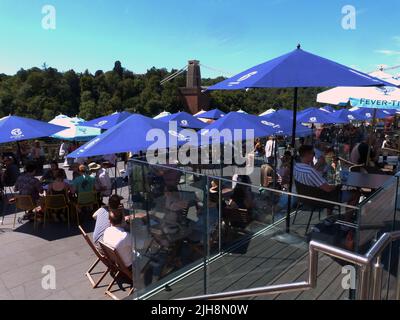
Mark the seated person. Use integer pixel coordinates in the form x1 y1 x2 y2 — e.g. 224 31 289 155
103 208 132 269
278 151 291 190
41 161 66 183
92 195 123 251
228 175 254 211
69 163 80 180
47 169 71 222
189 179 220 243
71 165 95 195
294 145 360 221
260 164 281 189
254 138 264 157
350 139 375 166
90 162 112 198
14 162 44 220
1 156 20 187
164 185 189 227
260 164 281 207
48 169 71 197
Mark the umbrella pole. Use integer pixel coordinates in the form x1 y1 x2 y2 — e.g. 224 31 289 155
114 158 118 194
16 141 22 168
286 87 298 233
366 109 377 166
272 136 277 223
311 123 314 145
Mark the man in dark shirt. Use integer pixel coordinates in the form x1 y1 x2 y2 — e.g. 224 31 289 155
1 157 20 187
14 162 43 204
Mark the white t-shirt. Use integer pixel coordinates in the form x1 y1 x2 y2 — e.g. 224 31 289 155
265 140 276 158
103 226 132 267
96 168 112 196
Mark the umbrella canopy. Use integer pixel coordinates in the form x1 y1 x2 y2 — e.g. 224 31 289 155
296 107 344 124
158 111 206 129
328 109 360 122
349 107 393 120
237 109 248 114
204 46 394 233
194 109 207 117
49 115 101 141
0 115 67 144
67 114 187 158
260 109 293 120
320 105 335 113
207 47 391 90
81 111 132 130
259 108 276 116
369 70 400 86
195 112 277 146
317 85 400 109
261 112 310 136
195 108 226 120
153 110 171 119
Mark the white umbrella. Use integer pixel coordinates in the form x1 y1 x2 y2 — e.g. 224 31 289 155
49 114 101 141
317 85 400 109
369 70 400 86
259 108 276 116
153 110 171 119
237 109 248 114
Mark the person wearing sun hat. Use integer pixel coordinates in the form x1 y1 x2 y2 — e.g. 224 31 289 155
90 162 112 199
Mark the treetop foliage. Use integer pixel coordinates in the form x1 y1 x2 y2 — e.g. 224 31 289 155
0 62 324 121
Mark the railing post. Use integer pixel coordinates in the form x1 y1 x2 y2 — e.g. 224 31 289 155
396 246 400 300
372 256 383 300
358 265 372 300
308 248 318 288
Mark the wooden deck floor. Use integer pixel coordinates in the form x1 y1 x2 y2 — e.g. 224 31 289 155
145 211 351 300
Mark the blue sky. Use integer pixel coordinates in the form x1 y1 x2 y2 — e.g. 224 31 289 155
0 0 400 77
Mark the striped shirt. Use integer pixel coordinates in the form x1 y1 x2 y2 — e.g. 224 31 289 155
294 162 327 187
92 207 110 245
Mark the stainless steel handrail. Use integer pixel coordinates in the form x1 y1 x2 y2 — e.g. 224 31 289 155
178 231 400 300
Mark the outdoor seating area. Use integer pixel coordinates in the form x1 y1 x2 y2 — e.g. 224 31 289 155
1 42 400 302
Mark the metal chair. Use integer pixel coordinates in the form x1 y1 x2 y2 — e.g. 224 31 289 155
293 181 340 235
74 191 98 225
13 195 37 229
44 194 70 228
78 226 112 289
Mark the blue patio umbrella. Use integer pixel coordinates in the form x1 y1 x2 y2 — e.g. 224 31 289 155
320 105 336 113
328 109 360 122
67 114 188 158
350 108 392 121
194 112 277 146
297 107 347 124
261 112 310 137
195 108 226 120
0 115 67 144
159 111 206 129
206 45 393 232
81 111 132 130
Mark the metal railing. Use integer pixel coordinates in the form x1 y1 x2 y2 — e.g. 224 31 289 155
178 231 400 300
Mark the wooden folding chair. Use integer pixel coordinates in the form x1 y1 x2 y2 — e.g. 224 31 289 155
99 241 135 300
44 194 70 228
78 226 112 288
